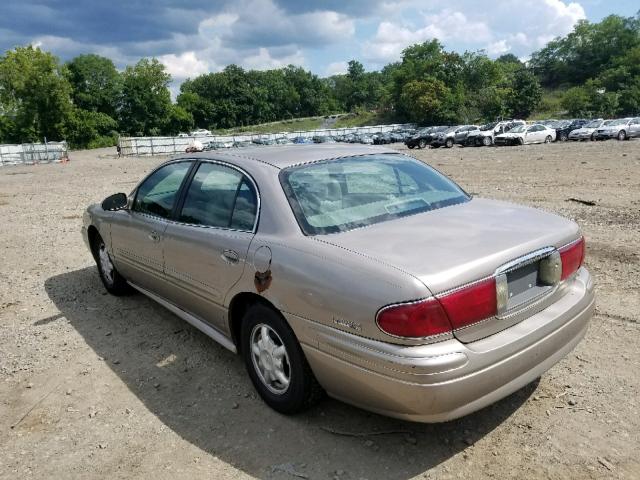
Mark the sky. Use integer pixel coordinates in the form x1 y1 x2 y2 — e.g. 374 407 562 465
1 0 638 88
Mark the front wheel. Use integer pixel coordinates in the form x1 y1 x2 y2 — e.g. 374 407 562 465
241 304 323 414
559 133 568 142
482 136 492 147
545 136 552 143
418 139 427 149
93 233 133 295
407 144 415 149
618 130 626 141
445 138 454 148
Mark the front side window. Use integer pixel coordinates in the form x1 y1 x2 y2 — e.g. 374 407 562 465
280 154 469 235
178 162 257 231
133 162 192 218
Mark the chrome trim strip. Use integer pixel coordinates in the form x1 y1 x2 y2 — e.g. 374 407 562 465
128 282 237 353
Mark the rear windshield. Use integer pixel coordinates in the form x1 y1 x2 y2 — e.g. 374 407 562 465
280 154 470 235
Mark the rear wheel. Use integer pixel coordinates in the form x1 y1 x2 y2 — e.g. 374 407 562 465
407 144 415 149
445 138 454 148
241 304 323 414
559 133 568 142
92 233 132 295
482 136 492 147
618 130 627 141
418 139 427 149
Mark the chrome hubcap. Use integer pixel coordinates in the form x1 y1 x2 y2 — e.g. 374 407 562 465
250 324 290 394
98 243 114 285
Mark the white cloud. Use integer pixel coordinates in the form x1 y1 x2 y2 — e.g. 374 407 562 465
242 47 306 70
159 51 210 80
325 61 349 76
363 1 586 63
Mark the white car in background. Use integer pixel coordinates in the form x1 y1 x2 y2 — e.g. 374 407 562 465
568 119 605 141
190 129 213 137
494 124 556 146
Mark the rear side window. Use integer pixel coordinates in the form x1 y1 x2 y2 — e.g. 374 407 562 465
178 162 257 231
133 162 192 219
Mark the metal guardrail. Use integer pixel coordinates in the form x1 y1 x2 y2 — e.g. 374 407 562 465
118 124 417 157
0 142 69 166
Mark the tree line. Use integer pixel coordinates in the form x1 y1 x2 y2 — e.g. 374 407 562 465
0 13 638 149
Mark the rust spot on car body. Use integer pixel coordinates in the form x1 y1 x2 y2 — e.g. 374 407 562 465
254 270 273 292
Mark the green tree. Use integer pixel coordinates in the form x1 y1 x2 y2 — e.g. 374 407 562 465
506 68 542 118
118 58 172 136
66 108 119 148
0 46 73 143
561 86 591 116
66 54 121 118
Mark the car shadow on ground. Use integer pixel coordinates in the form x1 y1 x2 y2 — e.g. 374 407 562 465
44 267 537 479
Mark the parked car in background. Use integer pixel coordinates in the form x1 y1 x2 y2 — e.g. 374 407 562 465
553 119 589 142
190 129 212 136
593 118 636 141
568 119 604 141
432 125 477 148
494 124 556 146
465 120 525 147
405 126 447 149
85 144 594 422
453 125 479 145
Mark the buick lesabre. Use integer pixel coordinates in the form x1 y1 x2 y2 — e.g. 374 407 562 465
82 145 594 422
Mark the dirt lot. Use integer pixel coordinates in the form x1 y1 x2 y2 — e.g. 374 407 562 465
1 141 639 480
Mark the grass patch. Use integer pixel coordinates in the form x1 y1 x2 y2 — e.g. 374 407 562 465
332 111 395 128
530 89 569 120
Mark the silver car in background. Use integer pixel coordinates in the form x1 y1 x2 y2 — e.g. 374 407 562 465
568 119 605 141
82 145 594 423
593 118 640 141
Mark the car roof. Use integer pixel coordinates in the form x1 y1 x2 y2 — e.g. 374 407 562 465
174 144 398 170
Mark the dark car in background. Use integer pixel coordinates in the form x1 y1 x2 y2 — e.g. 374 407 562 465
405 126 447 149
552 119 589 142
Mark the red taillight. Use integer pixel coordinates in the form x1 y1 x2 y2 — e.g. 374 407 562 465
438 277 497 330
376 298 452 338
559 237 585 280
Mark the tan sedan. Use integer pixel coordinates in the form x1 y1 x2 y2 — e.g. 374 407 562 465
82 145 594 422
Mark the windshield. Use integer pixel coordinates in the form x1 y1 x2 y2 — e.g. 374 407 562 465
608 119 629 126
480 121 498 131
585 120 602 128
509 125 526 133
280 154 470 235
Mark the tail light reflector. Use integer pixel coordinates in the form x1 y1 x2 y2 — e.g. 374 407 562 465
438 277 498 330
376 298 452 338
559 237 585 280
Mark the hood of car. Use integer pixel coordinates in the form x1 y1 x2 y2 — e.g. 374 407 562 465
315 198 579 296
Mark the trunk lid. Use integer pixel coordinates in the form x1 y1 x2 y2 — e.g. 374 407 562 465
316 198 580 342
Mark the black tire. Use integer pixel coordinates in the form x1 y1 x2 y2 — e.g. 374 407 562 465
518 137 525 146
92 233 133 296
590 133 596 141
617 130 626 141
241 304 323 414
559 133 568 142
418 139 427 149
445 138 454 148
407 144 415 149
545 135 552 143
482 136 492 147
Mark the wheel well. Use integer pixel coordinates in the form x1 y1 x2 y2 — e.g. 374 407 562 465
87 225 100 261
228 292 280 353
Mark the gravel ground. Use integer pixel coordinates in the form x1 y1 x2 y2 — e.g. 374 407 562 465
0 141 638 480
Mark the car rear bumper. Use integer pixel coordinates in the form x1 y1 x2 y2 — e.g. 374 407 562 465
296 267 594 423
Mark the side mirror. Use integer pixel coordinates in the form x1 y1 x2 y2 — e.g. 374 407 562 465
102 193 128 211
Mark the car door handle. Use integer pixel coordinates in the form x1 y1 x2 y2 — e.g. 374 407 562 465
148 231 160 242
222 249 239 264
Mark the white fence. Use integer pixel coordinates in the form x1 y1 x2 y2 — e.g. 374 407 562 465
0 142 69 166
118 123 417 156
